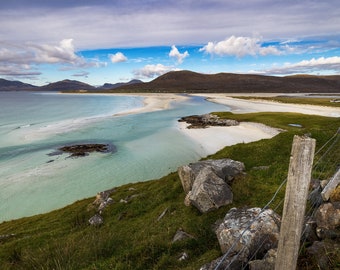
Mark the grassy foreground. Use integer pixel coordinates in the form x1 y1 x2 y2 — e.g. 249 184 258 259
0 112 339 270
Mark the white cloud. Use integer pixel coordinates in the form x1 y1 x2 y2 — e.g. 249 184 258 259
200 36 281 57
109 52 127 63
0 39 104 78
29 39 79 63
263 56 340 75
133 64 175 79
169 45 189 64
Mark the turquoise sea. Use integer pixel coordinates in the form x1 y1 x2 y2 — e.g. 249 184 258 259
0 92 229 222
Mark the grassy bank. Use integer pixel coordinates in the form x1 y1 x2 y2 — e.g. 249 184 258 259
0 112 339 269
234 96 340 107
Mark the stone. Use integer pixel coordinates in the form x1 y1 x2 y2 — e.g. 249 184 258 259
330 185 340 202
178 251 189 261
91 187 116 213
172 228 195 243
216 207 280 259
315 202 340 230
199 254 243 270
178 114 239 129
178 158 245 194
88 214 103 226
248 248 277 270
49 143 116 158
189 167 233 213
306 240 340 270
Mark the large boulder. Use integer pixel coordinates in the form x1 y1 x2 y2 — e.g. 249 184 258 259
178 158 245 213
315 202 340 239
178 158 245 194
188 167 233 213
216 207 280 259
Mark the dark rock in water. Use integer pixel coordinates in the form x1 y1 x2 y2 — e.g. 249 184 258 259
178 114 239 129
48 143 116 158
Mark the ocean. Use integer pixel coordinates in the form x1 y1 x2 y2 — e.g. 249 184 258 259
0 91 229 222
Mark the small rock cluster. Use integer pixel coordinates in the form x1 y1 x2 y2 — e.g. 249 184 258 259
178 114 239 129
200 207 281 270
303 173 340 269
178 159 245 213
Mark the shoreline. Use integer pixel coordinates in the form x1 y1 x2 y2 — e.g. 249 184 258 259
109 92 340 156
192 93 340 117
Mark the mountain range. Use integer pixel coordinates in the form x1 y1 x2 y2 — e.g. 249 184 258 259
1 71 340 93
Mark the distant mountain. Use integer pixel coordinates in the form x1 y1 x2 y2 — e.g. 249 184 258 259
0 79 37 91
98 79 143 90
110 71 340 93
1 71 340 93
38 79 95 92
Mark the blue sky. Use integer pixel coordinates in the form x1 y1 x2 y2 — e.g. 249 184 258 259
1 0 340 86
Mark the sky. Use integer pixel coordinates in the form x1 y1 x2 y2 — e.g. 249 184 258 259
1 0 340 86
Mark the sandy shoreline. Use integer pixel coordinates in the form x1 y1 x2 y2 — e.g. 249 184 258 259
112 93 189 116
112 92 339 156
194 93 340 117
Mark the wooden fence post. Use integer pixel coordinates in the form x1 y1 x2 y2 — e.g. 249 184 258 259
275 135 316 270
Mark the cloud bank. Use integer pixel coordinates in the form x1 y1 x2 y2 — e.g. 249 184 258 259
0 39 103 78
265 56 340 75
200 36 281 57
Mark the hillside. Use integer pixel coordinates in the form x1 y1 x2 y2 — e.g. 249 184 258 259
0 79 37 91
108 71 340 93
2 71 340 93
38 79 96 92
97 79 143 90
0 112 339 269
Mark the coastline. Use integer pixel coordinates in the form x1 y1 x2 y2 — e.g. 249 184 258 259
192 93 340 117
112 93 190 116
111 92 340 156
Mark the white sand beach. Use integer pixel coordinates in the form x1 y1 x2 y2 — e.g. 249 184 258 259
113 93 189 116
178 93 340 155
195 94 340 117
113 93 339 156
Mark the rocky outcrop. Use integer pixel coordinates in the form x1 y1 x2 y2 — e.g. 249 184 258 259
248 248 277 270
178 159 245 213
188 167 233 213
216 207 280 257
172 228 195 243
59 143 114 157
178 159 245 194
88 214 104 226
201 207 280 269
315 202 340 239
178 114 239 129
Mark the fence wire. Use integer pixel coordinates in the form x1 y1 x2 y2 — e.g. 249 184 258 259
214 128 340 270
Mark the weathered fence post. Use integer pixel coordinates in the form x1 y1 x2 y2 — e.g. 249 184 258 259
275 135 316 270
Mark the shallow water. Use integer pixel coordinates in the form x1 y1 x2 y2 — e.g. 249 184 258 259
0 92 229 222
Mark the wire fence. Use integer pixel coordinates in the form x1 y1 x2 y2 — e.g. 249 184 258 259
213 128 340 270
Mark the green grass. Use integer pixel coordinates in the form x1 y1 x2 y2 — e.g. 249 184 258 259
0 112 339 269
234 96 340 107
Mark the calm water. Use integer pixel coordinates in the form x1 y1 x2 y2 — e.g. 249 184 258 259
0 92 229 222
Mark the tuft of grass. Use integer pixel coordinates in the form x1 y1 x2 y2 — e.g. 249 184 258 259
0 112 339 269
